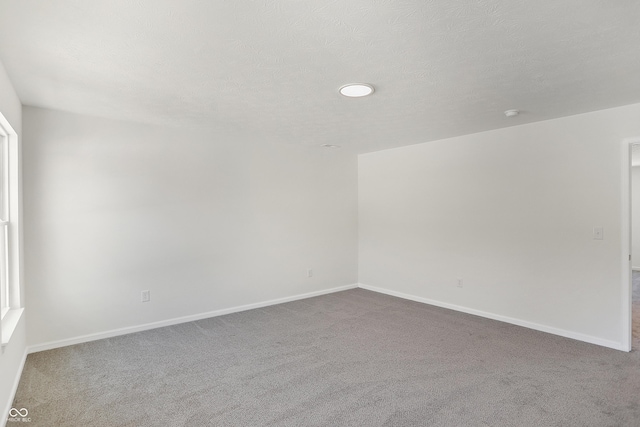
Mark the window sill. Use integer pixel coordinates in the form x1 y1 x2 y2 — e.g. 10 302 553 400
1 307 24 348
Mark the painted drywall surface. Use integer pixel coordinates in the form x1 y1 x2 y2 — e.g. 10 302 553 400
359 103 640 346
0 60 26 424
632 167 640 269
23 106 358 347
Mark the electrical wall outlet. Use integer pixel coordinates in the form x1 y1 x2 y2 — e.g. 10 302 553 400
141 290 150 302
457 278 463 288
593 226 604 240
307 269 313 278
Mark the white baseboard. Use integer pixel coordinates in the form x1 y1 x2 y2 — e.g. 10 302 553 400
28 283 358 354
1 348 27 427
27 281 626 354
358 283 625 351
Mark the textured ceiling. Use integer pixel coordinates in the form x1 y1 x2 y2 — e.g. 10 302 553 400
0 0 639 153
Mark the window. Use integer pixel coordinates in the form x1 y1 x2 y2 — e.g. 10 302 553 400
1 124 9 320
0 112 22 348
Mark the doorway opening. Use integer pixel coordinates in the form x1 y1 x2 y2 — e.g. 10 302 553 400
628 140 640 351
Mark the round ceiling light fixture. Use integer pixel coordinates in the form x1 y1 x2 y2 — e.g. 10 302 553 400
504 109 519 117
321 144 341 149
339 83 375 98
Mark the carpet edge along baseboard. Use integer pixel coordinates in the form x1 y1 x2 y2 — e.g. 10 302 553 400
358 282 625 352
27 283 359 354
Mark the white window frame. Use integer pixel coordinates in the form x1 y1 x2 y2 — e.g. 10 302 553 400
0 112 22 350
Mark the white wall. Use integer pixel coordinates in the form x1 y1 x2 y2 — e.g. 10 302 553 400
632 166 640 269
0 61 26 425
359 103 640 350
23 106 358 348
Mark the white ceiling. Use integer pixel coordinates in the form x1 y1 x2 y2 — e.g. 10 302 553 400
0 0 639 153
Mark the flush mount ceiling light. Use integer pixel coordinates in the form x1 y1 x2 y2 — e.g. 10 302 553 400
321 144 341 149
504 109 520 117
339 83 375 98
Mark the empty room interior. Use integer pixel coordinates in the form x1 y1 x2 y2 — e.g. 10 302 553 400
1 1 640 426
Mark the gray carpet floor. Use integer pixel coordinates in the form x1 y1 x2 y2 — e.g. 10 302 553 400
11 288 640 427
